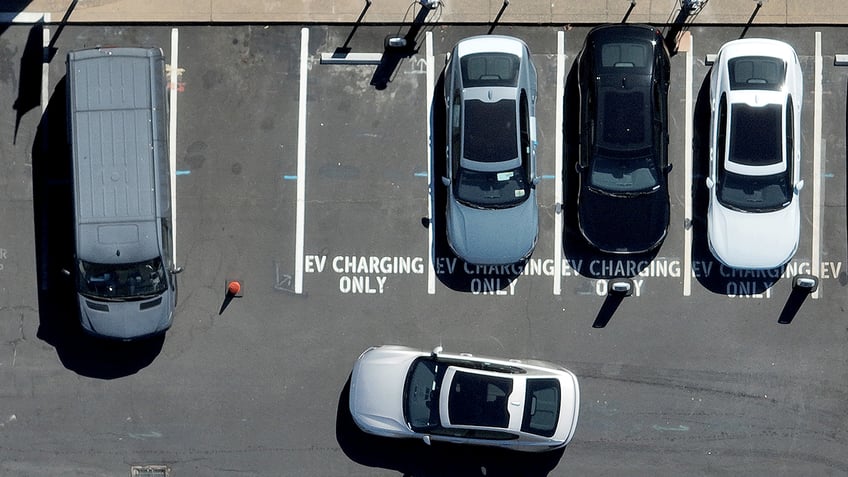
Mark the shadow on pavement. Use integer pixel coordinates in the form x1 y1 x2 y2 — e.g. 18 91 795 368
336 376 565 477
32 76 164 379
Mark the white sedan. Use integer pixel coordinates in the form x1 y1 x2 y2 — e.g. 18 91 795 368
706 38 804 269
349 345 580 452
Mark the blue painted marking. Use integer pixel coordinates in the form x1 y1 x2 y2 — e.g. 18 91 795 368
540 174 555 180
824 173 835 178
414 172 428 177
176 170 191 175
283 175 298 180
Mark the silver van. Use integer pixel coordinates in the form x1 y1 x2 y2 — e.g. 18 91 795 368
67 47 177 340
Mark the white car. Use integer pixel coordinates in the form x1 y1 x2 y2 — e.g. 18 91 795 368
349 345 580 452
706 38 804 269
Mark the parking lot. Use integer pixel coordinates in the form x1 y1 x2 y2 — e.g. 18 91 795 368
0 21 847 476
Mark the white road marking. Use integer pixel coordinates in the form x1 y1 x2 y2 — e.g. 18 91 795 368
294 28 309 294
41 26 49 114
812 31 822 299
169 28 179 270
553 30 565 296
683 33 694 297
426 31 437 295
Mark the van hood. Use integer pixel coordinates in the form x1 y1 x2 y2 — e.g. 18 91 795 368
78 292 173 340
78 221 160 264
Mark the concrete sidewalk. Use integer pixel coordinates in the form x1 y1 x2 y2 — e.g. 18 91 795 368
6 0 848 25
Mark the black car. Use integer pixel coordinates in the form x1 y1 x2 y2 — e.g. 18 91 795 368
575 25 671 254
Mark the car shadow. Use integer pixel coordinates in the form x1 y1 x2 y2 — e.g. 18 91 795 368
336 375 565 477
561 55 660 279
428 69 524 292
32 76 164 379
690 69 782 295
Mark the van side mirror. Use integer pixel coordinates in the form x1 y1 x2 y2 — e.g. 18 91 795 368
171 265 184 274
441 177 450 187
431 345 443 356
794 180 804 193
531 176 540 187
423 435 432 446
705 177 715 189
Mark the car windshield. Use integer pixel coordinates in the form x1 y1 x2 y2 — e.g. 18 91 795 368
717 169 792 212
596 89 652 154
589 153 660 194
521 379 561 437
463 99 518 164
447 370 513 428
728 56 785 91
454 165 530 208
729 103 783 166
78 258 168 300
404 358 446 432
461 52 520 88
597 39 653 73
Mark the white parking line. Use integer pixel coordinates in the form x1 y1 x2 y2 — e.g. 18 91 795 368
294 27 309 294
41 26 49 114
169 28 179 270
426 31 437 295
812 31 823 299
553 30 565 296
683 33 694 297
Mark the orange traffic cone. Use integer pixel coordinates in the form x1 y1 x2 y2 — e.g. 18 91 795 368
227 280 241 296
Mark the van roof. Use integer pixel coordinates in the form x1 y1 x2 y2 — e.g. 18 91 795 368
68 47 165 263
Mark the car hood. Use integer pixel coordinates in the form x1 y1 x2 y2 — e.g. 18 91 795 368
349 347 421 437
447 192 538 265
578 186 669 254
708 200 800 269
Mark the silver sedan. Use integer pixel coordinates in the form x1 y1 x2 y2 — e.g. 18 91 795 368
349 345 580 452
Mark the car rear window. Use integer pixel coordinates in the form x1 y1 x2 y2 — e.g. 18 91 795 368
729 103 782 166
521 379 561 437
598 41 652 73
728 56 785 91
463 99 518 163
461 53 520 87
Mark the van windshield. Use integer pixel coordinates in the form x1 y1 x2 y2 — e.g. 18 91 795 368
79 258 168 300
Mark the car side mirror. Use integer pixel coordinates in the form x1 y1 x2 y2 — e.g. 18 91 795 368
705 177 715 189
575 162 586 173
794 180 804 193
431 345 443 356
423 435 432 446
531 176 540 187
171 265 184 274
441 177 450 187
664 163 673 174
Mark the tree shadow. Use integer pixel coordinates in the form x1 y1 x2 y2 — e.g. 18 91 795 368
32 76 164 379
336 375 565 476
